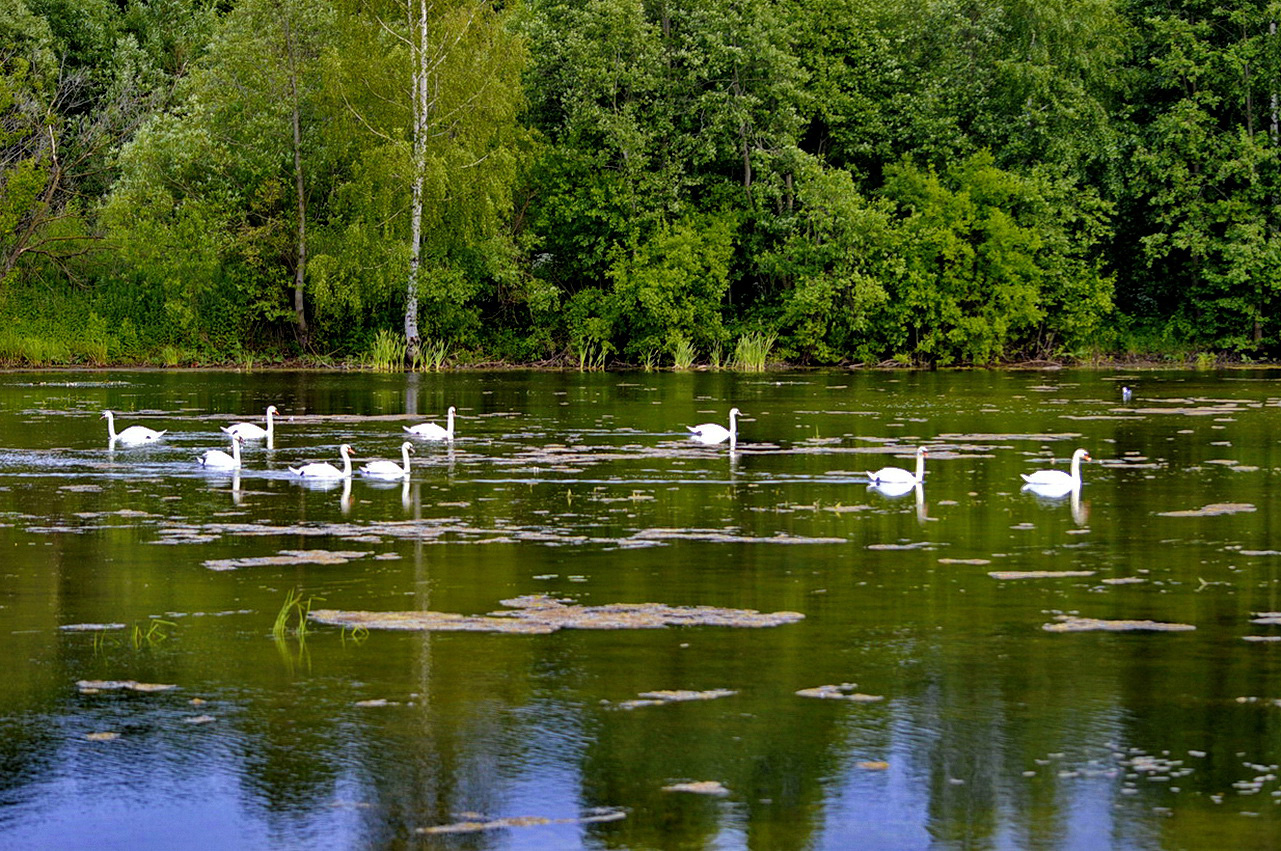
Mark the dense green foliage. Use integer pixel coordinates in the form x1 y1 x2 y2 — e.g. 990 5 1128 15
1 0 1279 366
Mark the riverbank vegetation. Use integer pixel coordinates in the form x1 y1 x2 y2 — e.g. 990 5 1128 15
1 0 1278 368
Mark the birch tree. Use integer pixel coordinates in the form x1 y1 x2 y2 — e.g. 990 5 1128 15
336 0 525 363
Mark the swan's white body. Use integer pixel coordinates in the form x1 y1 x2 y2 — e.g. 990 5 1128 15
102 410 166 446
289 444 354 479
360 441 414 479
688 407 740 445
869 478 919 498
200 433 243 469
867 446 927 485
223 405 278 440
1021 448 1090 489
405 406 456 440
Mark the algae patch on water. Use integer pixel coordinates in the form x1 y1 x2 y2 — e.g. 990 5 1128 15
1158 503 1256 518
418 809 627 835
1043 615 1195 633
796 683 885 702
613 689 738 709
203 549 373 571
662 781 730 796
989 570 1096 580
77 679 179 694
309 594 804 634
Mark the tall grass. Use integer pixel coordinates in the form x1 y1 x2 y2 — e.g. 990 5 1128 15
575 340 606 371
415 337 449 371
709 342 724 371
672 337 696 371
731 331 776 372
273 588 314 640
368 329 406 372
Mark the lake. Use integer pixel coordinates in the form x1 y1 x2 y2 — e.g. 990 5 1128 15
1 367 1280 849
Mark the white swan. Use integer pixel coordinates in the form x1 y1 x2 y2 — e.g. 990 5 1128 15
867 446 927 485
199 433 243 469
360 441 415 479
1121 386 1133 402
1021 448 1090 490
289 444 354 479
405 406 456 440
102 410 166 446
223 405 279 440
687 407 740 445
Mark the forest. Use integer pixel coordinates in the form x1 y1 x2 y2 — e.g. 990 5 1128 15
1 0 1279 368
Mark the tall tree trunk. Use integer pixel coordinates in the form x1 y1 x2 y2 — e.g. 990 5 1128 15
284 17 310 349
289 91 309 348
404 0 430 367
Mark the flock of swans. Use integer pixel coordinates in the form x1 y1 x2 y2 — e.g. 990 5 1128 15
101 404 455 481
101 402 1091 497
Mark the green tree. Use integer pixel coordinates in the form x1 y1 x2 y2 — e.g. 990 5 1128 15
1119 0 1281 352
879 152 1112 364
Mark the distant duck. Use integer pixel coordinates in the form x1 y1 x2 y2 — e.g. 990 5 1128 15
1121 386 1133 402
405 406 456 441
687 407 741 445
102 410 166 446
1021 448 1090 491
360 441 414 479
289 444 354 479
223 405 279 441
867 446 927 485
199 433 243 470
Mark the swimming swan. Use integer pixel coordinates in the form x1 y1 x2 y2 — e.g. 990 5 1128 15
223 405 279 440
289 444 354 479
867 446 927 485
199 433 243 469
405 406 456 441
102 410 166 446
687 407 741 445
1021 448 1090 489
360 441 414 479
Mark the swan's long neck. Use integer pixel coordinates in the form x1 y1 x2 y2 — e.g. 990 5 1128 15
915 449 926 481
341 447 352 477
104 412 117 441
446 408 455 437
401 444 412 473
265 408 274 437
231 437 241 466
728 409 738 437
1070 452 1083 482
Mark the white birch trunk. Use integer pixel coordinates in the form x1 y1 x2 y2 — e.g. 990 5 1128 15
404 0 430 366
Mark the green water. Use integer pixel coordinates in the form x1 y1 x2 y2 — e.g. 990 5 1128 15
2 368 1281 849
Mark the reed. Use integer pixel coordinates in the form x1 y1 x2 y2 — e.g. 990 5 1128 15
368 329 406 372
671 337 696 371
131 619 175 649
730 331 776 372
416 337 449 372
273 588 314 640
708 342 724 371
575 340 606 371
641 349 658 372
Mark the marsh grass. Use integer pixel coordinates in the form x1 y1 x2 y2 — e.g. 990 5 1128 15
709 343 724 371
641 350 658 372
131 619 175 649
159 344 182 367
672 337 696 371
368 329 406 372
273 588 314 640
415 338 449 371
575 340 606 371
731 331 776 372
